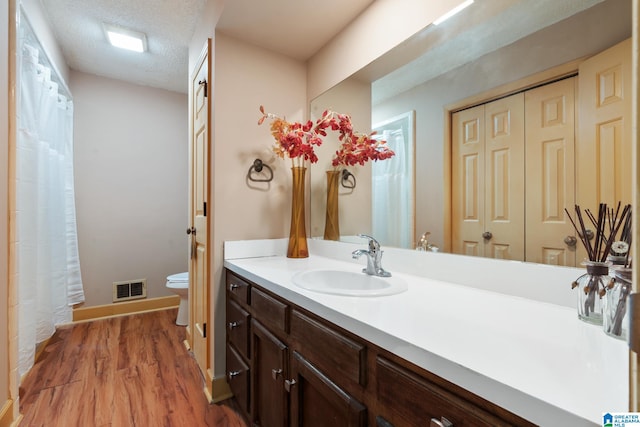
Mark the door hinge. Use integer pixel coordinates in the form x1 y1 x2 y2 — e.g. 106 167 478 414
198 79 208 97
203 322 207 338
203 201 207 217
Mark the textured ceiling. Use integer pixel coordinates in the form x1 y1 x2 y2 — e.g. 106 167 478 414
40 0 375 94
41 0 207 93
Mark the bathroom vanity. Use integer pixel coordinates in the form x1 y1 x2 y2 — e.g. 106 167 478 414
223 239 628 426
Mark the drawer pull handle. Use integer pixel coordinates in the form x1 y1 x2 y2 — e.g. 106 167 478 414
284 379 296 392
228 321 241 329
430 417 453 427
227 370 241 378
229 283 239 291
271 368 282 380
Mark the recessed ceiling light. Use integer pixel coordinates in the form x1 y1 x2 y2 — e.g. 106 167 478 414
433 0 474 25
103 23 147 53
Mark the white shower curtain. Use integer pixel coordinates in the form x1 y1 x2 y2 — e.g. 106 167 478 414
372 129 411 248
17 25 85 377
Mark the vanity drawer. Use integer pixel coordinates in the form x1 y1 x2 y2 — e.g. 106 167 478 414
290 309 367 387
376 356 511 427
227 272 250 305
227 298 250 359
227 345 250 416
251 287 288 333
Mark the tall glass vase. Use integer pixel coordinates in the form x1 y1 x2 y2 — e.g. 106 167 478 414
287 166 309 258
323 170 340 241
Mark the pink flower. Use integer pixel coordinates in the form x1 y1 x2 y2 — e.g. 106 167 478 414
258 105 394 168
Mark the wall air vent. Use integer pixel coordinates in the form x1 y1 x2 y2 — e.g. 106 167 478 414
113 279 147 302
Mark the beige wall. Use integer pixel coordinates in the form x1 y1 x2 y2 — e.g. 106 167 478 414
307 0 460 100
209 32 308 377
71 71 189 307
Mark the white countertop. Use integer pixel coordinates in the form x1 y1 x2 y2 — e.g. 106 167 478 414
223 239 629 426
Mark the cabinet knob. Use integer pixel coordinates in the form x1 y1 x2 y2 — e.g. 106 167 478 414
271 368 282 380
227 370 241 379
229 283 239 291
284 379 297 392
228 321 241 329
186 227 196 235
482 231 492 240
564 235 577 247
584 229 594 240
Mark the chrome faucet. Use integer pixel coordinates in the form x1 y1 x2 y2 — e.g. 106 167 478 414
352 234 391 277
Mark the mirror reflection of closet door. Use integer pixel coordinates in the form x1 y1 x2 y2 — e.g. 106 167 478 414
525 77 576 266
577 38 632 263
451 93 525 260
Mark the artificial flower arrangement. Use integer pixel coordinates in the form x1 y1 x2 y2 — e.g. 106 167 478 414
258 105 395 167
258 105 396 250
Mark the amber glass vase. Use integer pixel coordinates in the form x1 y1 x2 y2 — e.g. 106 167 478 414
323 170 340 241
287 167 309 258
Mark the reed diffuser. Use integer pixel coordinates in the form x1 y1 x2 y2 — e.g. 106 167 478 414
565 203 631 325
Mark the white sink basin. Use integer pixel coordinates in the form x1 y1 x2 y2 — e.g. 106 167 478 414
292 269 408 297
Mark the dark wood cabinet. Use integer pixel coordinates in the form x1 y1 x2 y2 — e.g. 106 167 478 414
225 269 534 427
376 356 508 426
289 351 367 427
251 319 288 427
226 344 250 415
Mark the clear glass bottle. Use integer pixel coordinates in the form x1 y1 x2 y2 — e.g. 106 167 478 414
573 261 610 325
603 267 631 340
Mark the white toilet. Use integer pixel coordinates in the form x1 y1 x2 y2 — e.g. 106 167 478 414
166 272 189 326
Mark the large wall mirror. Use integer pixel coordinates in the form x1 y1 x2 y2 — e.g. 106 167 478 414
310 0 632 266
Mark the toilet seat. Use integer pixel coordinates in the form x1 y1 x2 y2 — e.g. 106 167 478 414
167 272 188 283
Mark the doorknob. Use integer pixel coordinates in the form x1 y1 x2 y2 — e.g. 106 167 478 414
482 231 492 240
186 227 196 235
564 236 577 247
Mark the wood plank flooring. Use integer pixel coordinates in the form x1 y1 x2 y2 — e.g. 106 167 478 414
19 309 247 427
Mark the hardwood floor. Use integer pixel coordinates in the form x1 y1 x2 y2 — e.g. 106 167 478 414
19 309 247 427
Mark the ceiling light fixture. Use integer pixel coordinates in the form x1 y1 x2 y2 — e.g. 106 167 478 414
433 0 474 25
104 23 147 53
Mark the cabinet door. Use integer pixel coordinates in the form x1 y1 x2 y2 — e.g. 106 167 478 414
251 319 288 427
289 351 366 427
226 345 250 416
